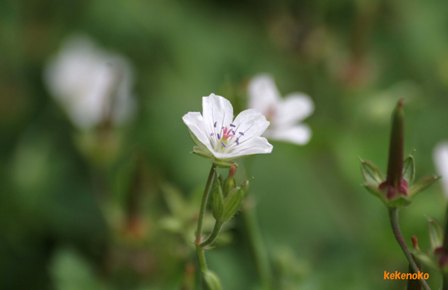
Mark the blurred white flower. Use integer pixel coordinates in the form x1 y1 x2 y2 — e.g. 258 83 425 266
248 74 314 145
183 94 273 161
44 35 135 130
434 142 448 197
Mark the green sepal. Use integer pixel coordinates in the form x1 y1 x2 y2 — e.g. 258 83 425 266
210 175 224 222
241 180 250 193
212 159 235 168
360 159 383 185
428 218 443 251
192 145 212 159
386 195 412 208
411 249 439 271
203 270 222 290
409 175 440 197
222 187 245 221
363 184 386 203
403 155 416 184
363 184 411 208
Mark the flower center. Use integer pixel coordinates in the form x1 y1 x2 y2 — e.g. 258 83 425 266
265 106 276 122
210 121 245 152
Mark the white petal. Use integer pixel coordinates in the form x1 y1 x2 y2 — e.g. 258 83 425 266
274 93 314 127
232 109 270 142
182 112 213 151
213 137 273 159
434 142 448 198
248 74 280 114
202 94 234 134
266 125 311 145
44 34 134 129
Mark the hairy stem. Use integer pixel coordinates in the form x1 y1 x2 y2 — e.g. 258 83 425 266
243 197 273 290
195 164 217 287
200 221 223 248
388 208 431 290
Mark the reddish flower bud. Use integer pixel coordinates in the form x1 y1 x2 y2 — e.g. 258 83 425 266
380 99 407 199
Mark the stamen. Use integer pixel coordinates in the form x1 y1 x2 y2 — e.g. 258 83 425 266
214 121 217 128
230 124 236 127
239 132 244 136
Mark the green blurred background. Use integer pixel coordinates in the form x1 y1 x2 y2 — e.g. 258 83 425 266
2 0 448 289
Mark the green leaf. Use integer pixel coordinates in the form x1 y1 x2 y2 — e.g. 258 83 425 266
403 155 416 184
409 175 440 196
161 184 186 216
360 159 383 185
222 187 245 221
203 270 222 290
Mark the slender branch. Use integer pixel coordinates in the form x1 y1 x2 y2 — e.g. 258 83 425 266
195 163 217 288
442 205 448 290
442 275 448 290
200 221 223 248
195 164 217 246
388 208 431 290
243 196 273 290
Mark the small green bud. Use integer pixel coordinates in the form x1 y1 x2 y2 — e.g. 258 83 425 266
210 175 224 222
223 164 237 195
222 187 245 221
203 270 222 290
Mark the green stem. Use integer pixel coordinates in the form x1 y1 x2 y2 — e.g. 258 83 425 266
443 275 448 290
388 208 431 290
243 197 273 290
442 205 448 290
200 221 223 248
195 164 217 285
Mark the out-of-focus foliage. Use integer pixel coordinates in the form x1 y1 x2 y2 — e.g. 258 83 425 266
1 0 448 289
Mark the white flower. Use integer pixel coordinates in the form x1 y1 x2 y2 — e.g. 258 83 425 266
44 34 135 130
183 94 273 161
248 74 314 145
433 142 448 198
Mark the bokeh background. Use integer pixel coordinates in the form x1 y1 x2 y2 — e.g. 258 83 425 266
2 0 448 289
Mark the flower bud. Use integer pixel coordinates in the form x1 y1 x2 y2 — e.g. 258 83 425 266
434 247 448 270
223 165 237 196
203 270 223 290
380 99 406 199
222 187 245 222
210 174 224 222
411 235 419 250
